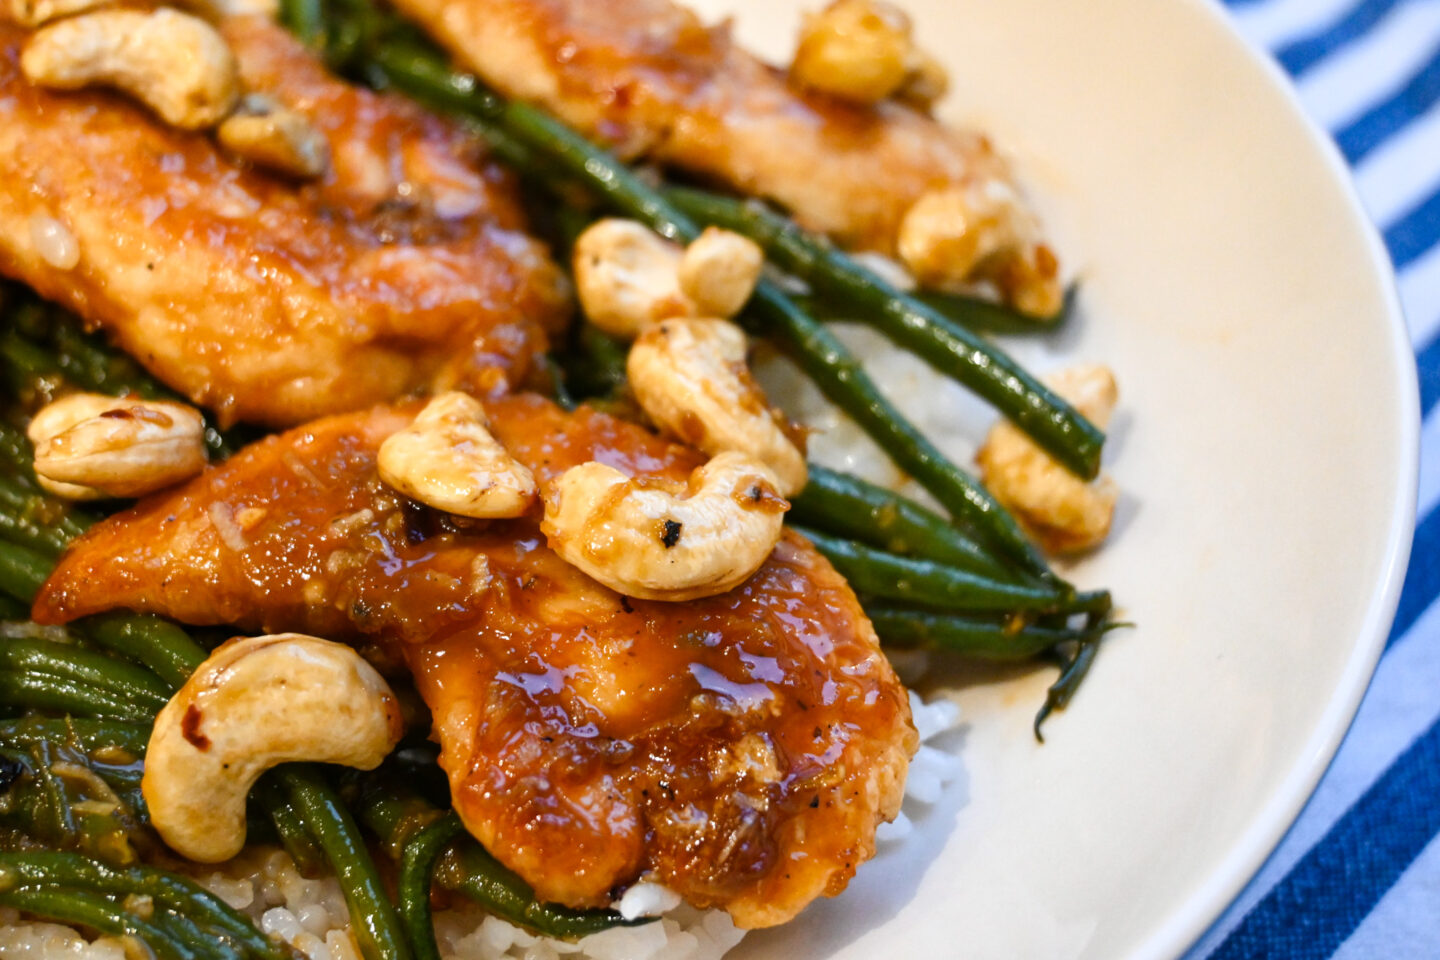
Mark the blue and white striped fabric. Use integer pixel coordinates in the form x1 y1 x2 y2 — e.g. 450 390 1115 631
1179 0 1440 956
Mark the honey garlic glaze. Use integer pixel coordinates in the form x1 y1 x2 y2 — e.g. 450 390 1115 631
34 394 917 928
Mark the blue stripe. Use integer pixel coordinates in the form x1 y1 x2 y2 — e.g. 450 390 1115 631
1420 330 1440 416
1385 502 1436 649
1383 182 1440 268
1209 713 1440 959
1334 42 1440 164
1277 0 1406 76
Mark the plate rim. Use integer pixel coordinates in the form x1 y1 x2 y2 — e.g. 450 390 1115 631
1134 2 1420 956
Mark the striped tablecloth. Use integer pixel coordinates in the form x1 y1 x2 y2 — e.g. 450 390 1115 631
1181 0 1440 956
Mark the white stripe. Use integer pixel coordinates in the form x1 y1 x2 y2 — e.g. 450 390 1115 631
1332 833 1440 959
1397 242 1440 345
1229 0 1368 53
1353 103 1440 225
1182 595 1440 957
1292 0 1440 130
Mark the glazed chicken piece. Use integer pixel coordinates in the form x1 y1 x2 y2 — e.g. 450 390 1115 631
0 17 568 427
34 395 916 928
388 0 1059 309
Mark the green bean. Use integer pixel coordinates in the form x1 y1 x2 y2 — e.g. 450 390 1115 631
0 670 151 720
0 852 286 960
0 639 171 713
0 594 27 620
0 423 34 471
0 330 60 384
745 285 1049 573
866 606 1096 659
0 887 205 960
252 776 327 878
0 718 149 755
792 286 1073 337
664 188 1103 479
49 322 165 402
399 813 464 960
0 534 59 603
791 465 1024 582
0 478 93 554
80 613 206 691
353 778 632 939
1033 616 1116 741
795 526 1103 616
555 324 629 401
277 766 411 960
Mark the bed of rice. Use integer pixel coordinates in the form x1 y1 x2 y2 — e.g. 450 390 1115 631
0 693 962 960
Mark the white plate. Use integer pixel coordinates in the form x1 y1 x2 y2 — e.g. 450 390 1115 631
694 0 1420 958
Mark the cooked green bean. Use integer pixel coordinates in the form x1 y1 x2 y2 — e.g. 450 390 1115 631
80 613 207 692
0 718 149 755
791 465 1025 582
0 852 288 960
0 479 93 554
664 187 1104 479
277 766 411 960
354 777 633 939
252 776 327 879
0 888 205 960
0 533 62 605
1033 625 1110 741
791 286 1072 337
796 526 1105 616
0 638 171 710
0 670 152 720
399 813 464 960
866 606 1096 659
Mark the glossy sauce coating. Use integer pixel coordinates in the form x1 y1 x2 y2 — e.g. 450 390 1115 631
0 17 569 426
35 396 915 927
387 0 1012 253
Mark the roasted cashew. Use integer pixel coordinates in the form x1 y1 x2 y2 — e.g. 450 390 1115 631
217 94 330 180
377 392 537 519
21 9 240 131
677 227 764 319
4 0 108 30
791 0 911 105
28 393 207 500
977 364 1119 554
573 219 695 339
541 451 789 601
897 180 1062 317
143 634 404 862
628 317 807 496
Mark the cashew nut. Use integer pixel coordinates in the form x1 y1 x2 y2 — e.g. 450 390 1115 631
377 392 537 519
790 0 912 105
897 180 1062 318
216 94 330 180
4 0 108 29
976 364 1119 554
541 451 789 601
573 219 695 339
21 9 240 131
143 634 404 863
28 393 207 500
677 227 764 319
628 317 808 496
